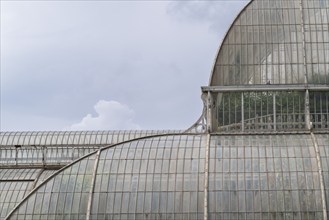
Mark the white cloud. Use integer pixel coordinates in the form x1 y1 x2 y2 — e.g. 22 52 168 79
69 100 140 130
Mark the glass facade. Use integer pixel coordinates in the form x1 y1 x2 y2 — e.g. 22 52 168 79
213 91 329 132
0 169 39 219
208 135 323 219
317 134 329 218
205 0 329 133
0 130 177 147
0 0 328 219
0 130 178 168
5 135 206 220
210 0 329 86
3 134 328 219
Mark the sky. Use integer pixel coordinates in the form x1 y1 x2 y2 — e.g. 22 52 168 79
0 0 248 131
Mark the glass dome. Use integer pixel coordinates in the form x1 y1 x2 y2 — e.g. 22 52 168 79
202 0 329 133
1 0 329 219
210 0 329 86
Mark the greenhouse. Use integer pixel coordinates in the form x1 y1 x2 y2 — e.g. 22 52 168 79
1 0 329 219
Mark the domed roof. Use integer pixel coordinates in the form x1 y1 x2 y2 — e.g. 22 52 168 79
5 134 329 219
210 0 329 86
1 1 329 219
5 134 207 219
203 0 329 133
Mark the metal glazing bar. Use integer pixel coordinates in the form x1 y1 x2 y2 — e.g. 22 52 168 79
299 0 310 132
310 133 327 220
42 146 45 167
0 179 34 182
204 91 212 219
201 85 329 93
86 149 101 220
207 91 212 133
15 147 18 166
0 164 65 169
305 90 311 130
299 0 308 85
241 93 244 131
30 169 44 190
273 94 277 131
203 133 210 220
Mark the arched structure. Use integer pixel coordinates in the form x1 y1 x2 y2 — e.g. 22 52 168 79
203 0 329 133
210 0 329 86
1 0 329 219
3 133 329 219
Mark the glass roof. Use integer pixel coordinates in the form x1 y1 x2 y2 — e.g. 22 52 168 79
203 0 329 133
210 0 329 86
0 131 181 168
4 134 328 219
199 0 329 133
208 134 325 219
0 130 180 146
0 169 55 219
1 0 329 219
316 134 329 218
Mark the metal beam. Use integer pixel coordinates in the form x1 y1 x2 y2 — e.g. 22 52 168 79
201 84 329 92
203 133 210 220
86 149 101 220
0 164 65 169
310 133 327 220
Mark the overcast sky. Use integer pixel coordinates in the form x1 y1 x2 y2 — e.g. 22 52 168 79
1 0 248 131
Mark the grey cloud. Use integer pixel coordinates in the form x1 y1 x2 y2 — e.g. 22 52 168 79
1 1 246 131
167 1 249 35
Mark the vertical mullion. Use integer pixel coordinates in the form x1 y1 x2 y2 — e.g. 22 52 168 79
86 149 101 220
235 93 237 126
327 93 329 127
222 95 225 127
242 93 245 131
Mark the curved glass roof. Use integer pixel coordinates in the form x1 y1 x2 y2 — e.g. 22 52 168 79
203 0 329 133
210 0 329 86
0 130 180 146
0 131 181 168
1 0 329 219
5 134 206 219
0 169 56 219
4 134 329 219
